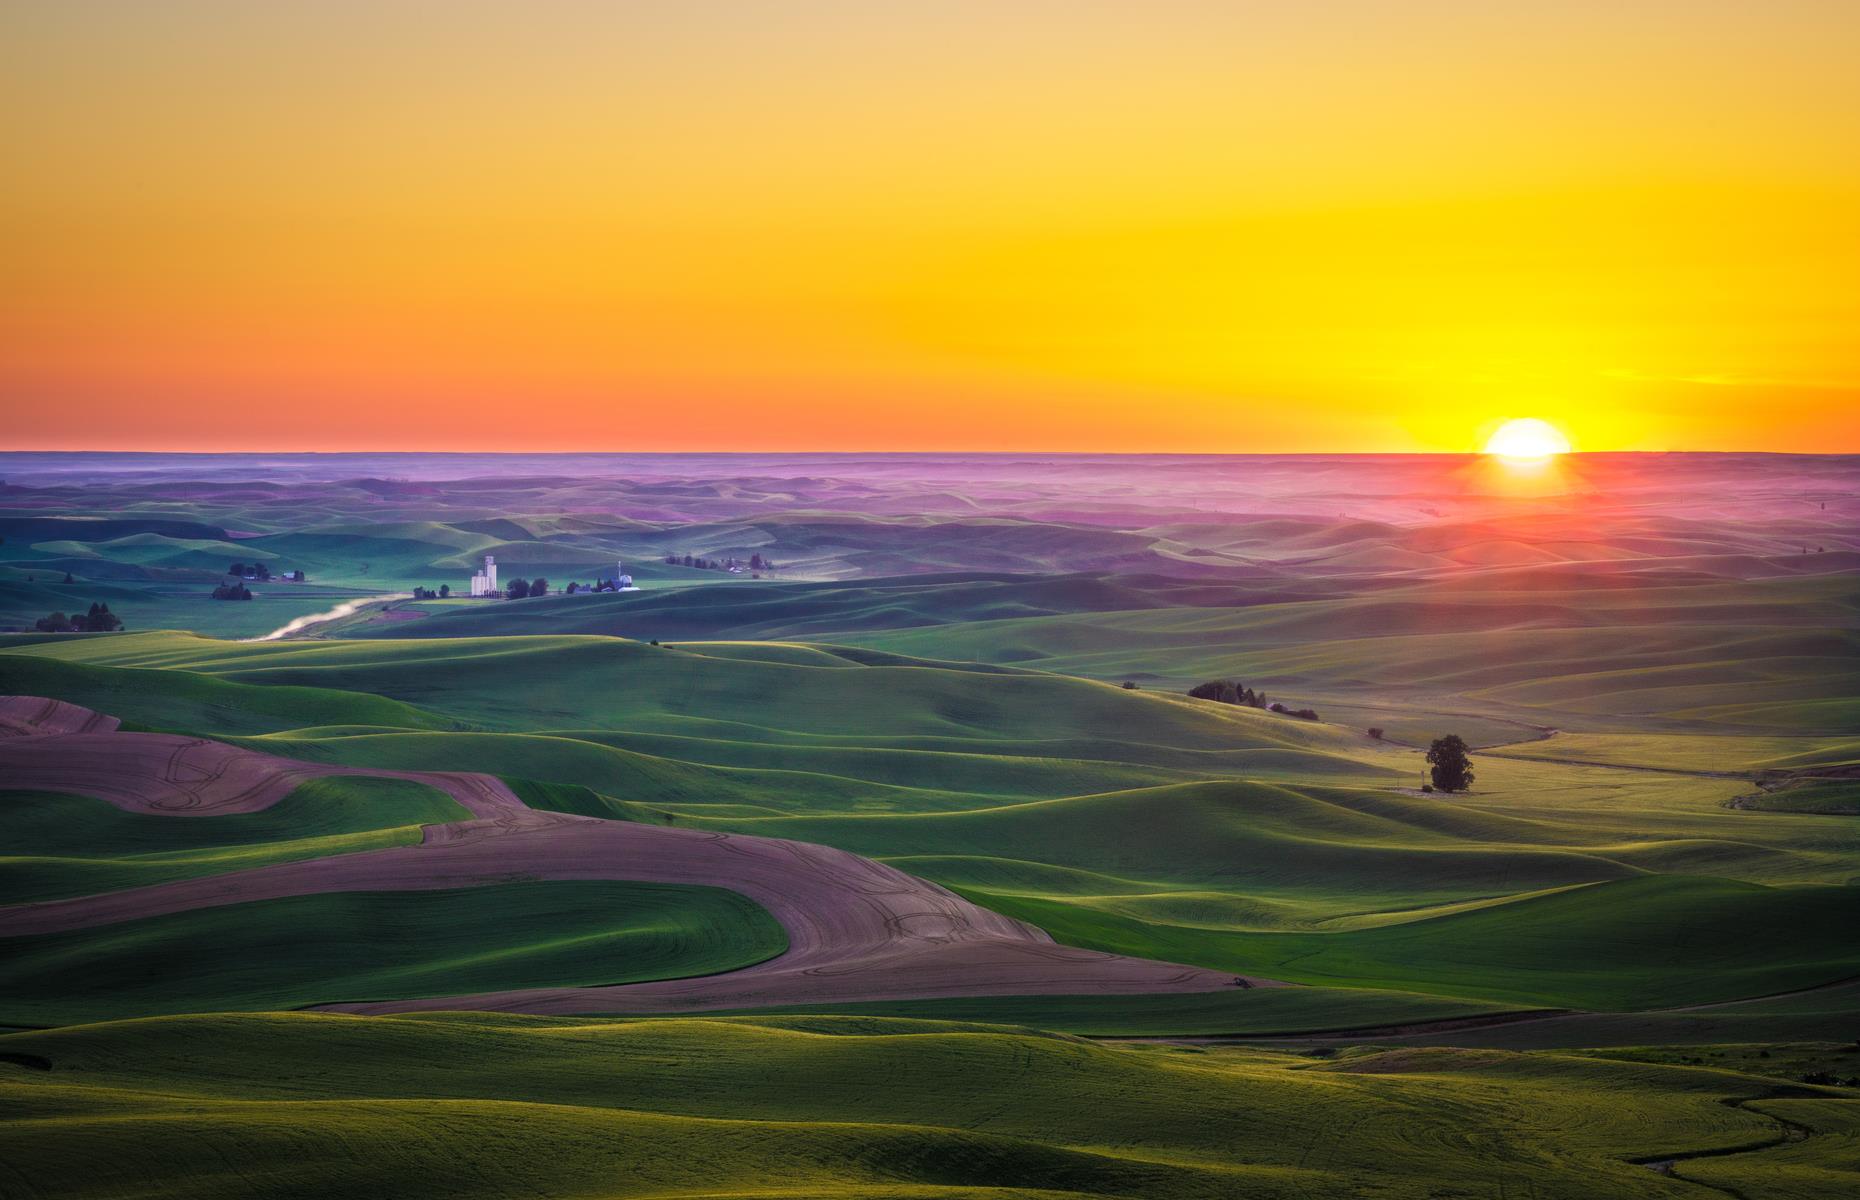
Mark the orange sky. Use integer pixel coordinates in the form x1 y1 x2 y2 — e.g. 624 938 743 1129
4 2 1858 452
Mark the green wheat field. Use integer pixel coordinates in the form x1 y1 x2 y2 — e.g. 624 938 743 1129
2 453 1856 1198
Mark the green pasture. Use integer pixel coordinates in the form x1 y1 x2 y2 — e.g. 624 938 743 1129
0 777 468 904
0 650 457 733
1496 730 1860 773
2 465 1858 1196
2 1012 1853 1199
3 630 1857 1023
679 984 1521 1036
0 630 1384 774
966 875 1860 1010
0 880 786 1024
350 570 1262 641
0 576 376 640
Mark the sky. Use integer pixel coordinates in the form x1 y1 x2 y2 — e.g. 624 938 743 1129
4 1 1858 453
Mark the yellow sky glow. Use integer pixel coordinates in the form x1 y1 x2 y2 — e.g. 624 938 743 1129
3 2 1858 451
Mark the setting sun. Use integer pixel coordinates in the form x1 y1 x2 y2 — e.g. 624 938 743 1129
1483 418 1573 461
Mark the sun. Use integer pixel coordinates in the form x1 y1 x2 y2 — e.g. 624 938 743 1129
1483 417 1572 462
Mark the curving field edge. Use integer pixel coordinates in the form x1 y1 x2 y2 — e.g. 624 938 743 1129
0 695 1267 1014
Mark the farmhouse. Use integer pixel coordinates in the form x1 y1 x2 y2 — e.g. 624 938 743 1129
568 561 639 594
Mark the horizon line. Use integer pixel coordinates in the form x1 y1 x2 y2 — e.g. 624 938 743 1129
4 448 1852 459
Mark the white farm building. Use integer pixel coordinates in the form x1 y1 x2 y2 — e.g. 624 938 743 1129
469 554 499 597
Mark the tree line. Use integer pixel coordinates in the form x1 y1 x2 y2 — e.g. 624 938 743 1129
665 552 774 572
36 602 123 632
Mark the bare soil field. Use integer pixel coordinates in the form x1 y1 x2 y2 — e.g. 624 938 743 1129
0 697 1257 1013
0 695 119 737
0 712 514 820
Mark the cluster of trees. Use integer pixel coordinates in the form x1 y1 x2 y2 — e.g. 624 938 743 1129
36 603 123 632
664 552 775 572
1187 679 1260 706
211 582 253 601
226 562 305 582
1801 1070 1860 1087
505 577 549 599
1186 680 1319 720
410 585 450 599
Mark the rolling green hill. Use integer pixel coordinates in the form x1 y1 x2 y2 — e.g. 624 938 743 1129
5 630 1378 767
0 776 469 903
3 1012 1852 1199
0 651 458 734
0 880 786 1024
839 576 1860 727
351 571 1311 641
968 875 1860 1009
5 629 1857 1017
3 454 1859 1197
0 579 371 641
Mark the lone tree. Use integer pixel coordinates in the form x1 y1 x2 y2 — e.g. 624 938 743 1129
505 577 531 600
438 583 449 598
1426 735 1475 793
529 577 549 597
